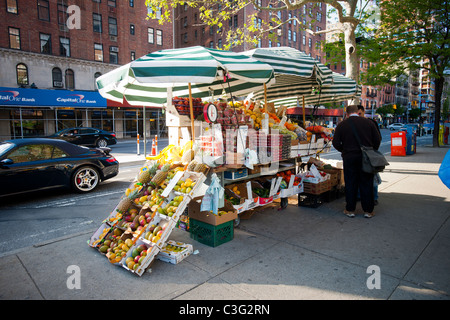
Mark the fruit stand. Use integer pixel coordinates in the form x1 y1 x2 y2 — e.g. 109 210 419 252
90 46 357 276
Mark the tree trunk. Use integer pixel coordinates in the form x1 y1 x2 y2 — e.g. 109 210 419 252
433 76 444 147
344 22 360 105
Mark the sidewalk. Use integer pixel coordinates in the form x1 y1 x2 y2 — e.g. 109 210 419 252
1 145 449 300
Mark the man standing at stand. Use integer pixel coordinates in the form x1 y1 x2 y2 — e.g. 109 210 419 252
332 105 381 218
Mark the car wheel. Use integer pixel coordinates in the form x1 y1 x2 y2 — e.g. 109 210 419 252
72 166 100 193
96 138 108 148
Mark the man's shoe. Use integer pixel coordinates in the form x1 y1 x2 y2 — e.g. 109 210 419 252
344 210 355 218
364 212 375 218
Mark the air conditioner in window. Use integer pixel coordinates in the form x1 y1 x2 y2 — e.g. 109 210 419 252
110 47 119 52
53 81 63 88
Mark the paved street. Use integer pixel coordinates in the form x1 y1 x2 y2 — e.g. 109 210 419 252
0 131 449 304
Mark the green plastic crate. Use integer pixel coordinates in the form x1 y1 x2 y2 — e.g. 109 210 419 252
189 218 234 247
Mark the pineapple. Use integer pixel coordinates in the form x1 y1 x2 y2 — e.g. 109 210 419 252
116 187 141 213
193 163 208 174
137 162 159 184
181 149 195 164
150 163 171 187
187 160 197 171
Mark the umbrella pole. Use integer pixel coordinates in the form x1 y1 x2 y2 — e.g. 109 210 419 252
264 83 268 113
302 96 306 127
188 83 195 142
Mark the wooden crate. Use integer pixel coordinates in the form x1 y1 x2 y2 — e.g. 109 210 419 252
303 179 331 195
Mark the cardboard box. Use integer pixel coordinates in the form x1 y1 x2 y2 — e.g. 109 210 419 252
224 168 248 180
188 198 238 226
227 182 259 210
157 240 193 264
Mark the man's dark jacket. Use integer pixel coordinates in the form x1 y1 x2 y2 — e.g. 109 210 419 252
332 115 381 158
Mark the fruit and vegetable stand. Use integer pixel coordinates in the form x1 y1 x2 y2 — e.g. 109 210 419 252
90 46 358 276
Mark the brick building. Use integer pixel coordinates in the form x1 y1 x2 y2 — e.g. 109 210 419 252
0 0 172 140
174 1 327 61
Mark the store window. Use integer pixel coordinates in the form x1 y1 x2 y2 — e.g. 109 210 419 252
52 67 63 88
10 109 44 138
16 63 28 85
65 69 75 89
9 27 20 49
40 33 51 54
56 109 83 130
92 110 113 132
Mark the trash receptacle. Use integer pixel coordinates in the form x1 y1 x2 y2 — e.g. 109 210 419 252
405 128 416 155
391 131 406 156
444 125 449 145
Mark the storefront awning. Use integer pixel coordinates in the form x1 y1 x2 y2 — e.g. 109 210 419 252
0 87 107 108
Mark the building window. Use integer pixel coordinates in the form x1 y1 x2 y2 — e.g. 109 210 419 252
40 33 51 54
317 12 322 22
16 63 28 85
108 17 117 36
131 51 135 61
108 0 116 7
59 37 70 57
130 24 135 35
209 41 214 48
94 43 103 62
93 13 102 33
65 69 75 89
9 27 20 49
6 0 18 14
233 15 238 28
302 35 306 46
37 0 49 21
129 0 134 7
110 46 119 64
57 3 68 27
218 39 222 48
156 29 162 45
94 72 102 89
308 38 312 48
52 67 63 88
148 28 154 44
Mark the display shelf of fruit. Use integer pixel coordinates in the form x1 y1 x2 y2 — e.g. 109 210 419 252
141 213 174 248
122 239 160 276
157 195 187 220
305 125 334 142
276 170 302 187
101 228 135 264
89 223 112 248
172 96 205 117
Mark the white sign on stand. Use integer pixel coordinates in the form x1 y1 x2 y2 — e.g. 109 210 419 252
161 171 184 198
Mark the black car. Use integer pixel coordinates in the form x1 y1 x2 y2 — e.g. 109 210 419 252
0 138 119 197
48 127 117 148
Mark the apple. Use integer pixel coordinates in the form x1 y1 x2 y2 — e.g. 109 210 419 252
134 255 141 263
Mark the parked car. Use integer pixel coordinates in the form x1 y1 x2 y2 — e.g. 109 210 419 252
0 138 119 197
48 127 117 148
387 123 406 131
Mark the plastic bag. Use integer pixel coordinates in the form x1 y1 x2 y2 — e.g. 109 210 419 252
438 150 450 189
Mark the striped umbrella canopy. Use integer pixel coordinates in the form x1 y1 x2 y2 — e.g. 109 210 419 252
96 46 275 107
268 72 361 108
242 47 359 105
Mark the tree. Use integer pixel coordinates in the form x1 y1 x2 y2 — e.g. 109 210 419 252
361 0 450 147
145 0 378 86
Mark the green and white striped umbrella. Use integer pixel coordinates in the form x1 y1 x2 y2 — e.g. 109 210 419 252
96 46 274 106
268 72 361 108
242 47 359 105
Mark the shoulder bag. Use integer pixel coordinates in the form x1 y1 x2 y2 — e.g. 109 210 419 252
349 118 389 174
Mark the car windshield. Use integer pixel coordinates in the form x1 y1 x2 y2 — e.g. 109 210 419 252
0 142 15 156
